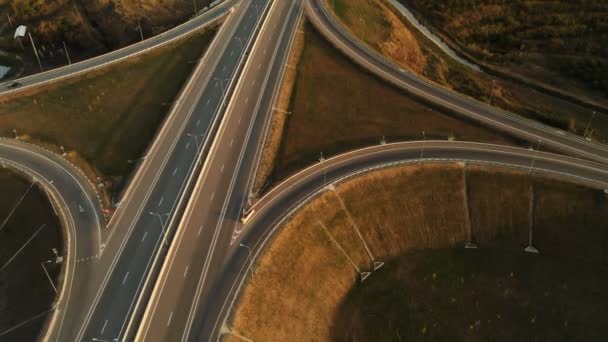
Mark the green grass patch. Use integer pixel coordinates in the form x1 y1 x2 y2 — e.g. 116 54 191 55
0 27 217 194
0 169 62 341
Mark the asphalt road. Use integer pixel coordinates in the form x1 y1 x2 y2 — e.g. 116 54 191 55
0 0 236 97
0 138 104 339
211 141 608 341
135 0 303 341
63 1 274 340
307 0 608 165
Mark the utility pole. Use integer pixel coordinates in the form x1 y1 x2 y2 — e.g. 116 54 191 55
28 32 43 71
7 13 13 28
193 0 198 15
583 111 596 139
62 41 71 65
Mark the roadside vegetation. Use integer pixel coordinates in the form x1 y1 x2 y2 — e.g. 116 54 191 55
228 163 608 341
0 169 62 341
253 23 517 194
0 0 215 77
0 27 217 205
324 0 608 142
403 0 608 102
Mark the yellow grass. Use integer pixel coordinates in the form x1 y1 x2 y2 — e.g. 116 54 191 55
227 163 608 341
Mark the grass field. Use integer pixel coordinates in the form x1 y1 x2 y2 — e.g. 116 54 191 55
332 248 608 341
403 0 608 100
324 0 608 142
255 23 515 193
0 169 62 341
227 163 608 341
0 27 217 201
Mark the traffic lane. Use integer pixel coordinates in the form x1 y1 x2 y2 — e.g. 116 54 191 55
0 0 238 96
76 1 259 340
183 2 304 340
45 5 248 341
137 0 282 339
81 34 248 338
306 0 608 164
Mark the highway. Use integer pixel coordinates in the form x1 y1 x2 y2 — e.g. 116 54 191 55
61 0 275 341
136 0 303 340
0 0 236 97
1 0 607 340
131 1 608 341
307 0 608 165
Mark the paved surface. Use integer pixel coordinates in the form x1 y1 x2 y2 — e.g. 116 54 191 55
0 0 236 97
0 138 104 339
58 0 273 340
136 0 302 340
307 0 608 165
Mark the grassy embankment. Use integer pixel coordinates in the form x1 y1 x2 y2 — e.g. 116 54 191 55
253 22 516 194
0 169 62 341
0 27 217 207
228 163 608 341
325 0 607 142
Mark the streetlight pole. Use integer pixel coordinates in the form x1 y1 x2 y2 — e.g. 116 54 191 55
528 139 541 175
149 212 169 246
235 37 244 53
419 131 425 166
583 111 596 139
489 79 496 105
137 19 144 41
62 41 71 65
359 17 365 42
214 77 227 94
28 32 43 71
239 243 254 278
187 133 203 150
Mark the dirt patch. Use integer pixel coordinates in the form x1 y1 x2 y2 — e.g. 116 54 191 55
227 163 608 341
0 169 62 341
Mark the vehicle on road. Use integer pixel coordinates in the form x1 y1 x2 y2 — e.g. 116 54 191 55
7 81 21 89
241 208 255 224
